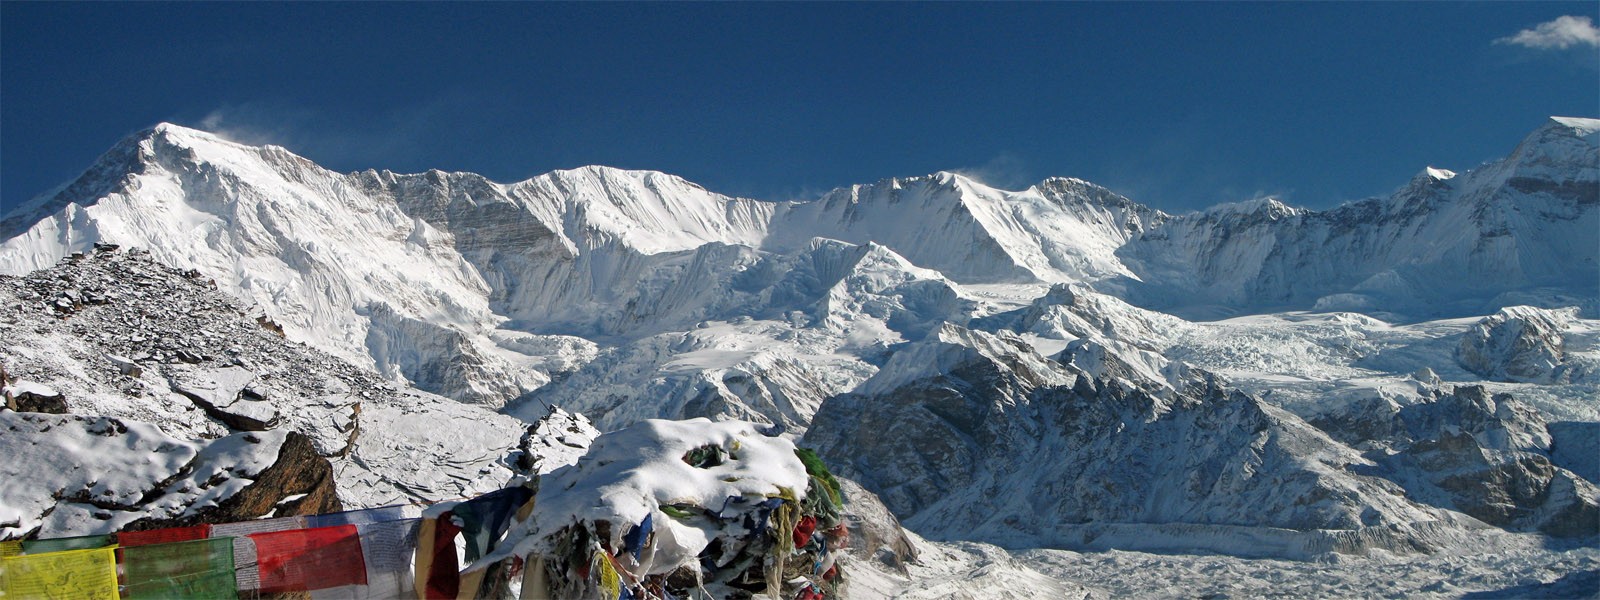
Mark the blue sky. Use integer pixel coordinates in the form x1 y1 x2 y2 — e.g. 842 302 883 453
2 2 1596 214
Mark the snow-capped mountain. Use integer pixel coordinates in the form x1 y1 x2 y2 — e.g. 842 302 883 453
3 119 1595 413
1114 117 1599 319
2 117 1597 596
0 125 781 407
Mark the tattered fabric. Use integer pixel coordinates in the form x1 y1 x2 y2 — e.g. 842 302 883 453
211 514 307 591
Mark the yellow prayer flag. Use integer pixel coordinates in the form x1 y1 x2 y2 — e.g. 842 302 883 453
0 541 21 558
0 546 119 600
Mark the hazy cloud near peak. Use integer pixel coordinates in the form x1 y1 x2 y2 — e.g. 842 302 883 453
1495 15 1600 50
952 153 1034 191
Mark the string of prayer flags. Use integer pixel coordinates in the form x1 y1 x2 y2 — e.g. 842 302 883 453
211 515 307 591
121 537 236 600
304 504 410 529
116 524 213 548
249 524 368 594
19 533 113 555
0 546 119 600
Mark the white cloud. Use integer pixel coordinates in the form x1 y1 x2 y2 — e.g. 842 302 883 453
1495 15 1600 50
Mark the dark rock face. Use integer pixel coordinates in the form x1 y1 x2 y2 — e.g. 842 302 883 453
1 364 69 414
1548 421 1600 484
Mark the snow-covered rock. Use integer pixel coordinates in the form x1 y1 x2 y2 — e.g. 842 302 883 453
0 248 529 526
0 125 776 406
487 418 857 599
0 413 333 539
0 115 1595 592
1310 385 1598 537
1457 306 1582 383
767 172 1163 285
805 324 1455 558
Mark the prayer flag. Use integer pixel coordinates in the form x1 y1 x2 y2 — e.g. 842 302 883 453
250 524 367 594
415 513 463 600
309 518 421 600
122 537 236 600
0 546 119 600
453 487 533 563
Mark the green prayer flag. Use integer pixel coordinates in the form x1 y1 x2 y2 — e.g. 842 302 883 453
20 534 113 554
122 537 237 600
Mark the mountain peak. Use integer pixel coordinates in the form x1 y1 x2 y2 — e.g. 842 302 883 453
1547 116 1600 137
140 122 239 148
1423 167 1457 181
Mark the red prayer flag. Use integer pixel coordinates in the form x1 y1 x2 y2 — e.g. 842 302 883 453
249 524 368 594
793 515 817 548
118 524 213 548
421 511 463 600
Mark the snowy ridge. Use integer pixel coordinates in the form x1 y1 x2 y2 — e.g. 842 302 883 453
2 119 1595 409
767 172 1163 285
1116 116 1599 318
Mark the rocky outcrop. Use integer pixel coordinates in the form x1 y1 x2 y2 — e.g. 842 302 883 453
1391 387 1597 537
121 431 340 532
836 477 918 574
4 380 68 414
805 325 1449 557
0 246 529 535
1314 385 1599 538
0 413 325 539
167 365 281 431
507 405 601 479
1457 306 1581 383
